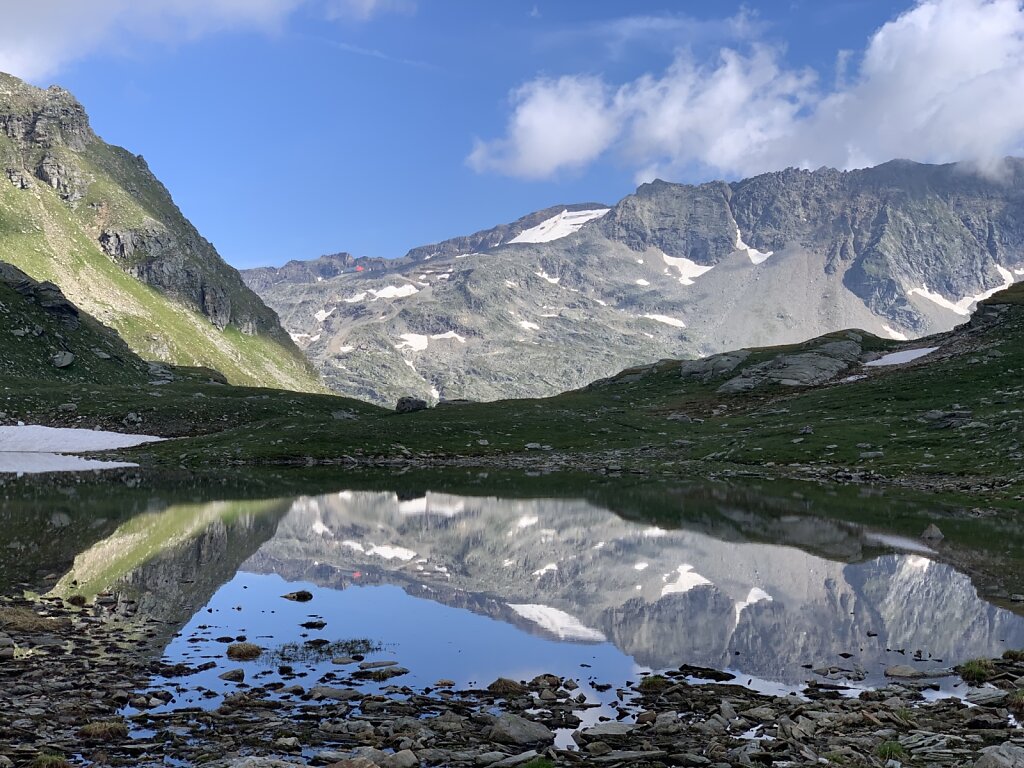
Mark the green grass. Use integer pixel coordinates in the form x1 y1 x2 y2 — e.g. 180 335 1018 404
875 740 906 760
958 658 995 683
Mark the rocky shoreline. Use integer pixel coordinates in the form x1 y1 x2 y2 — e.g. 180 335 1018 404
2 594 1023 768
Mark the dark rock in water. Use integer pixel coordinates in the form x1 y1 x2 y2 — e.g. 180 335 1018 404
282 590 313 602
395 397 428 414
218 669 244 683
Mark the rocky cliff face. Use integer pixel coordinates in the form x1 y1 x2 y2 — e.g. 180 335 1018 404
244 160 1024 405
0 72 321 391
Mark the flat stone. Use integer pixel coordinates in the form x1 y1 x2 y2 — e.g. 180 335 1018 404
578 722 637 740
975 742 1024 768
381 750 418 768
309 686 361 701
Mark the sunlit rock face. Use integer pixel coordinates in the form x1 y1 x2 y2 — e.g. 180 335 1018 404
244 491 1024 684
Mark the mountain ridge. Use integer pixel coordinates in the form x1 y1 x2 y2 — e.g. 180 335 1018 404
242 158 1024 406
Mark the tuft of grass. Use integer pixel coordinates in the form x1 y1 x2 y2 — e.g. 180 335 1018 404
1008 689 1024 713
1002 649 1024 662
959 658 995 683
521 760 555 768
29 754 72 768
226 642 263 661
637 674 671 693
875 740 906 760
78 720 128 742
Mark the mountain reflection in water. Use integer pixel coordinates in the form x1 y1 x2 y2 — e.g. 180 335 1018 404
234 491 1024 687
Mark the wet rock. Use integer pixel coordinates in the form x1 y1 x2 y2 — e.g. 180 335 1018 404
309 686 361 701
281 590 313 602
487 713 554 745
885 665 926 679
487 678 528 696
218 669 245 683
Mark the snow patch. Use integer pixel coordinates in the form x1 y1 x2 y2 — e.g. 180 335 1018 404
518 320 540 331
336 345 354 354
508 603 606 642
373 284 419 300
635 279 650 286
634 562 649 571
509 208 610 244
865 347 939 367
535 270 561 285
344 292 368 303
734 587 773 625
642 314 686 328
735 225 773 265
430 331 466 343
532 562 558 576
367 544 417 561
881 325 908 341
661 252 714 285
396 334 429 352
0 425 163 453
661 564 711 597
908 266 1014 315
314 307 335 323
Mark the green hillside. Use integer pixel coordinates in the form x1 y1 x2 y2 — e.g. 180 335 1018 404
0 72 322 392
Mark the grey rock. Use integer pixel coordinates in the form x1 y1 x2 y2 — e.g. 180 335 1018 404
680 350 751 382
921 524 944 541
396 397 428 414
975 743 1024 768
51 350 74 368
381 750 418 768
487 713 555 746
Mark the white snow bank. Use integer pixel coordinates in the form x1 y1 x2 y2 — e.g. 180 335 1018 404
642 313 686 328
661 252 714 285
532 562 558 576
508 603 606 642
0 425 163 453
865 347 938 367
518 320 540 331
734 587 773 625
509 208 610 244
314 307 335 322
635 279 650 286
735 225 773 265
367 544 417 561
0 425 165 475
908 265 1014 316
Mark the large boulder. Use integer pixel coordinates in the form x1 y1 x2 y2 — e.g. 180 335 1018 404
975 742 1024 768
396 396 428 414
487 713 554 746
679 350 750 382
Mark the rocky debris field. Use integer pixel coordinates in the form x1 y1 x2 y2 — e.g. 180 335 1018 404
2 594 1024 768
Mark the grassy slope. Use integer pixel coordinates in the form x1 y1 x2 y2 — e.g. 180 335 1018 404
0 123 322 393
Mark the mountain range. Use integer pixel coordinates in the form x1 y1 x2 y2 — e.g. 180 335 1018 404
243 160 1024 405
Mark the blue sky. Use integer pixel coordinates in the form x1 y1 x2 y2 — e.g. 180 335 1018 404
4 0 1023 267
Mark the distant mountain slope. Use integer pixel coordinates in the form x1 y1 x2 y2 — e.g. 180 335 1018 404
244 159 1024 406
0 72 321 391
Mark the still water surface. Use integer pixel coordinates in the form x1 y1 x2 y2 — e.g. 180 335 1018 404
8 481 1017 717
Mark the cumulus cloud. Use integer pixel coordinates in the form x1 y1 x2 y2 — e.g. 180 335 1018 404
470 0 1024 181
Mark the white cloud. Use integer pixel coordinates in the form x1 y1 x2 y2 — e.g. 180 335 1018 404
470 0 1024 180
0 0 415 82
0 0 306 81
468 75 621 178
